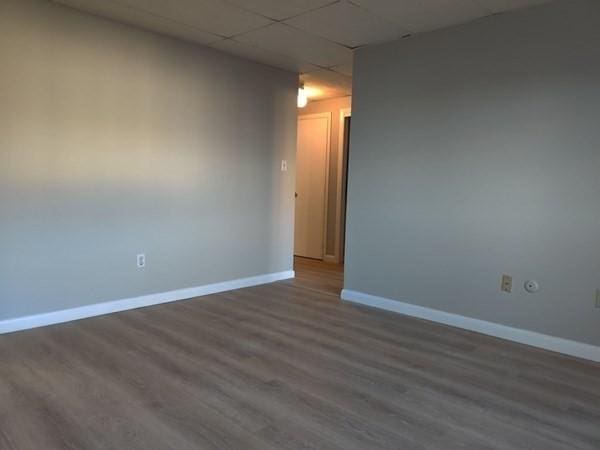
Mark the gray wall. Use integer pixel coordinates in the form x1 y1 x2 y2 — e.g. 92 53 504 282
346 0 600 346
0 0 297 320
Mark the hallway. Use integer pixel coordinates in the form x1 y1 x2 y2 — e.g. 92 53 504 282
293 256 344 297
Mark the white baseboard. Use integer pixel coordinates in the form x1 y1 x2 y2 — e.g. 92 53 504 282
341 289 600 363
0 270 295 335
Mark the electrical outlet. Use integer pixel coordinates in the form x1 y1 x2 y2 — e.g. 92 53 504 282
501 274 512 293
281 159 288 172
137 253 146 268
596 289 600 308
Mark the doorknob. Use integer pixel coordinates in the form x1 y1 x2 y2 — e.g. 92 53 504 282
295 192 298 198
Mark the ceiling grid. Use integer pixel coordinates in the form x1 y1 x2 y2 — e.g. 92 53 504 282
52 0 551 101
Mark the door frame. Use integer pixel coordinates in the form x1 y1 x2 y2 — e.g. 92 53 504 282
327 107 351 264
296 112 332 259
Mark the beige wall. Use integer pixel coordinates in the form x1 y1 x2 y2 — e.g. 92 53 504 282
298 96 351 258
0 0 297 320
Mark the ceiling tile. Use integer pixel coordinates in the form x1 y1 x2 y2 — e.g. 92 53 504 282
236 23 353 68
285 1 409 48
330 61 353 77
351 0 488 33
225 0 338 21
474 0 550 14
55 0 221 45
210 39 320 73
109 0 273 37
301 69 352 100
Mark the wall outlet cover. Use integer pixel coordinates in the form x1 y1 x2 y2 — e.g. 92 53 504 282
501 274 512 293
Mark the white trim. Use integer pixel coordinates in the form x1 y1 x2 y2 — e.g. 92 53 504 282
341 289 600 363
0 271 295 335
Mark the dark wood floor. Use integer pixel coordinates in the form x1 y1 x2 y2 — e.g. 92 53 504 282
1 258 599 449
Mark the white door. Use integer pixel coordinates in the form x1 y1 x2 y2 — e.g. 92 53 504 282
295 113 330 259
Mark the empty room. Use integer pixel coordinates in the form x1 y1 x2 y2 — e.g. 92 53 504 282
1 0 599 448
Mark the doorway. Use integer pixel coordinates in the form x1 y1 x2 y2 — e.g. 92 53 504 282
294 105 351 297
337 110 351 264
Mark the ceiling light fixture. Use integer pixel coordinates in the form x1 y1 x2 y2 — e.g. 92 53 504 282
297 83 308 108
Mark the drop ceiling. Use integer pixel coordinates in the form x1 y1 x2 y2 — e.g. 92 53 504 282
53 0 551 102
